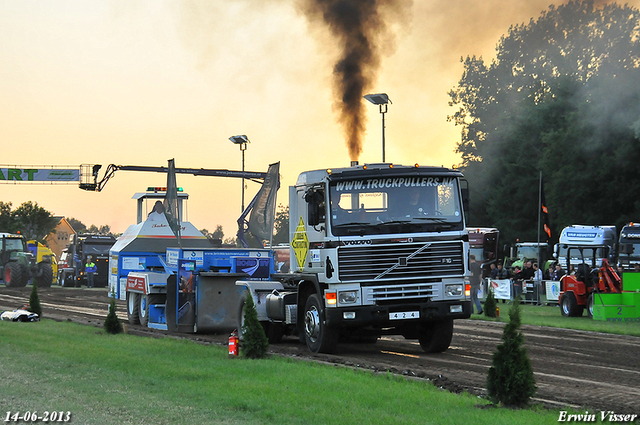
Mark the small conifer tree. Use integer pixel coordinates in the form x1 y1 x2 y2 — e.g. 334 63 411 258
486 297 536 407
483 285 497 318
104 290 123 334
28 283 42 318
241 294 269 359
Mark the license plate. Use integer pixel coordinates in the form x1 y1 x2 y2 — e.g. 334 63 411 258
389 311 420 320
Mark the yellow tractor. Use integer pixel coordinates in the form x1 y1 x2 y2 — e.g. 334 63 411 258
27 240 57 287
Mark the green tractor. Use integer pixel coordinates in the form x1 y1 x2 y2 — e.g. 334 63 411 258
1 233 54 287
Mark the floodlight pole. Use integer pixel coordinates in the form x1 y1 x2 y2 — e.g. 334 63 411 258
240 142 247 213
229 135 250 214
380 103 388 163
364 93 391 163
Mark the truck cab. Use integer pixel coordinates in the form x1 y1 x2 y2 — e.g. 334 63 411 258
618 223 640 270
281 163 471 353
467 227 499 278
554 225 617 270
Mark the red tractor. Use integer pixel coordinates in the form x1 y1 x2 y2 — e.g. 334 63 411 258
559 246 622 318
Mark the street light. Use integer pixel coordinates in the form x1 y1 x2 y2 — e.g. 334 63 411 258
229 134 250 213
364 93 392 163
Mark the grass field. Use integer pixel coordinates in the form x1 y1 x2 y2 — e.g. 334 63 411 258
0 319 565 425
476 302 640 337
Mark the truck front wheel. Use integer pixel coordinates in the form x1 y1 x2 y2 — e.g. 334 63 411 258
303 294 338 354
418 320 453 353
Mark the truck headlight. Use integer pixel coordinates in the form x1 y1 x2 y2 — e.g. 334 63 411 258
338 291 358 304
445 284 463 297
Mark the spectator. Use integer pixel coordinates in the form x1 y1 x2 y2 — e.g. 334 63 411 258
553 263 565 281
84 256 96 288
469 254 483 314
521 261 535 280
489 263 498 279
496 263 509 279
533 263 543 281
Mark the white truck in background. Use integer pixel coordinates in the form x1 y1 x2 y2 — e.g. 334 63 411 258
554 225 617 270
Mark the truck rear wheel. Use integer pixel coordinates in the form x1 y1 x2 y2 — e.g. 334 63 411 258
303 294 338 354
138 294 149 326
61 271 75 287
35 263 54 288
560 292 583 317
4 262 23 287
127 292 141 325
418 320 453 353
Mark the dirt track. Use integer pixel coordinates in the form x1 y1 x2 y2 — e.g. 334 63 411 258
1 285 639 415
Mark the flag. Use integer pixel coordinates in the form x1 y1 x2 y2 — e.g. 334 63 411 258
163 158 182 247
541 178 551 241
248 162 280 244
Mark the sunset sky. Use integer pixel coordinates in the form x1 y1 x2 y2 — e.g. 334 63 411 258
2 0 636 239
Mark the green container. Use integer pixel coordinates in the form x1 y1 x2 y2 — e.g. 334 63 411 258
592 292 640 322
622 272 640 292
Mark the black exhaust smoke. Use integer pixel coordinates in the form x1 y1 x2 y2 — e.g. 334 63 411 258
299 0 410 161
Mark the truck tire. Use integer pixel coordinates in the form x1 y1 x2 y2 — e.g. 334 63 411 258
418 319 453 353
303 293 338 354
127 292 141 325
587 293 595 319
61 271 75 287
4 262 23 287
35 263 54 288
138 293 149 326
560 292 583 317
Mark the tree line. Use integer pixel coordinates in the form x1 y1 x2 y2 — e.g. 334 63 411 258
448 0 640 244
0 200 290 247
0 201 116 242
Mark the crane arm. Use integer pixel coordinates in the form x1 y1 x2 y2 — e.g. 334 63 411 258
79 164 267 192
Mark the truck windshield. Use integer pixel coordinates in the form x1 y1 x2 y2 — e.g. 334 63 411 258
516 246 544 259
83 243 113 255
557 245 608 260
329 176 463 235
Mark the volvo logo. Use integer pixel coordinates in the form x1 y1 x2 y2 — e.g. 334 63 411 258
343 240 372 245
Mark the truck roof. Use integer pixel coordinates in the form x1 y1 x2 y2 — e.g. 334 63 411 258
559 225 616 245
0 233 24 239
296 163 463 186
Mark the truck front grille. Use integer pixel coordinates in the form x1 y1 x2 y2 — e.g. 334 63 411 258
338 241 464 282
363 282 438 304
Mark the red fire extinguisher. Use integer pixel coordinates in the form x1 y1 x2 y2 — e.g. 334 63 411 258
229 329 239 356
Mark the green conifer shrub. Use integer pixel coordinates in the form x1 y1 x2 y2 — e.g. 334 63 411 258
28 283 42 318
483 285 497 318
486 297 536 407
241 294 269 359
104 290 123 334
